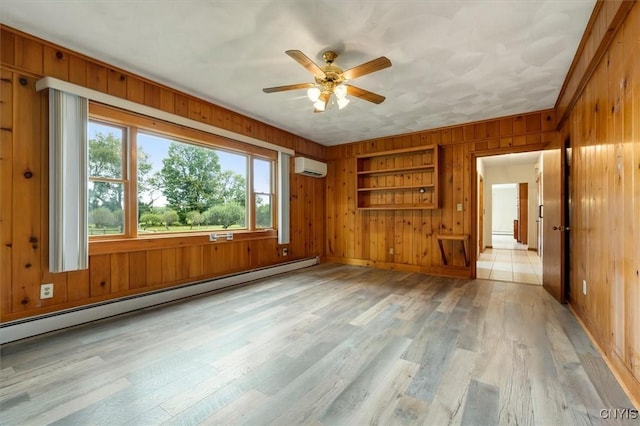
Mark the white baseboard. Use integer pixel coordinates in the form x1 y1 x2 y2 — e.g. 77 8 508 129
0 257 319 344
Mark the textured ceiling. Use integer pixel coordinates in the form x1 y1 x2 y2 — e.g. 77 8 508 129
0 1 595 146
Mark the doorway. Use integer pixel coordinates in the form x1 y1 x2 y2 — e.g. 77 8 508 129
475 152 542 285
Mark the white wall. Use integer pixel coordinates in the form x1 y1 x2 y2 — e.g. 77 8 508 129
492 184 517 234
477 160 485 253
483 159 540 249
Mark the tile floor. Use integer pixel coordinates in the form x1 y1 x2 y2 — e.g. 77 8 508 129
477 234 542 285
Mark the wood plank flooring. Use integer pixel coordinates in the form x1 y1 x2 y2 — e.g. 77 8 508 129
0 263 634 425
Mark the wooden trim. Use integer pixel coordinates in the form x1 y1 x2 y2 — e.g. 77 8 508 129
469 142 550 278
324 256 472 279
357 165 435 176
356 204 437 211
569 303 640 410
0 251 302 323
127 126 138 238
555 1 636 128
553 1 604 118
88 102 278 237
355 144 438 158
249 157 256 232
357 184 436 192
355 144 439 210
36 76 295 155
90 103 278 160
327 110 556 158
89 230 277 255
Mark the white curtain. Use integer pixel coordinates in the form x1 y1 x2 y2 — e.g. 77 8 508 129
277 152 290 245
49 89 88 272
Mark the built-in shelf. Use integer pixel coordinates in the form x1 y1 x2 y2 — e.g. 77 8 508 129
356 164 435 176
357 184 436 192
358 204 437 210
356 145 440 210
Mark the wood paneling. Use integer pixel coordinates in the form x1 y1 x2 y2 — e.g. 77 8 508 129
0 25 326 322
11 75 43 312
326 111 556 276
555 1 635 127
0 69 14 313
559 1 640 405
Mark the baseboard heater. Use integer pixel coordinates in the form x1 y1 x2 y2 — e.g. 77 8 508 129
0 256 319 345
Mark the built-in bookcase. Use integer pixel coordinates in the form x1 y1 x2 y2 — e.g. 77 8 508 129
356 145 439 210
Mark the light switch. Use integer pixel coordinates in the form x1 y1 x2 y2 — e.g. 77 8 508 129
456 203 463 212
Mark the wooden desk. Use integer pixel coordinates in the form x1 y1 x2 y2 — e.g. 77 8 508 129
436 234 470 267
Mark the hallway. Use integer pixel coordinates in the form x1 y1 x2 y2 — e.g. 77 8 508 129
477 235 542 285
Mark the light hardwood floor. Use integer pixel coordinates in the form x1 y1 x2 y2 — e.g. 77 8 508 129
0 264 634 425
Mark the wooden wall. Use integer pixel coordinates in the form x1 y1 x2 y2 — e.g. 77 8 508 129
325 110 556 277
0 25 326 322
559 1 640 405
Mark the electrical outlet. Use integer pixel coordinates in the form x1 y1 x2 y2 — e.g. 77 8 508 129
457 203 463 212
282 247 288 256
40 283 54 299
389 247 394 255
583 279 587 295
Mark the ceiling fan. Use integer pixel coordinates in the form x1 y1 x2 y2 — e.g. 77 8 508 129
263 50 392 113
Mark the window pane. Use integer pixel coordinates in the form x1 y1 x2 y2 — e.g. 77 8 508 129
255 194 272 228
253 158 272 193
88 121 124 179
137 132 248 233
89 181 124 235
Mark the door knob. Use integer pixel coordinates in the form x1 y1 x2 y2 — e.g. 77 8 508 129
553 225 570 231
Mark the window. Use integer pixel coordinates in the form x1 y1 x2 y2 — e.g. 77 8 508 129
87 104 276 239
137 132 248 233
88 121 127 236
253 158 274 229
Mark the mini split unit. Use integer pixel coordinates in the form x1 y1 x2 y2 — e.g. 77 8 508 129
294 157 327 178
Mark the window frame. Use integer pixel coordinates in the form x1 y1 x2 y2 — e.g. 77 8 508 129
252 157 276 229
87 119 131 239
88 103 278 243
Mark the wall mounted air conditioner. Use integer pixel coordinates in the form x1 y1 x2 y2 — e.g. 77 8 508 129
294 157 327 178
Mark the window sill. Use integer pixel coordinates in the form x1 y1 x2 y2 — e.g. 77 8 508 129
89 229 277 256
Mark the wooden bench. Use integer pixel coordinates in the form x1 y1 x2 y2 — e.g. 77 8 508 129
436 234 470 267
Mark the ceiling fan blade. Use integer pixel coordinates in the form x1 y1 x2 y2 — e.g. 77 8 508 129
313 91 331 113
262 82 315 93
342 56 392 80
286 50 326 79
345 84 386 104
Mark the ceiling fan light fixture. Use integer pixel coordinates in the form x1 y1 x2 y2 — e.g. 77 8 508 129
337 97 350 110
334 84 347 99
307 87 321 102
313 99 326 112
263 50 391 113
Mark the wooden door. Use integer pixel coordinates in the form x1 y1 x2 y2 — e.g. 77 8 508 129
517 183 528 244
537 172 543 255
542 138 568 304
479 176 484 253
